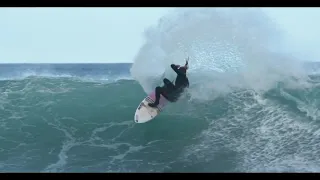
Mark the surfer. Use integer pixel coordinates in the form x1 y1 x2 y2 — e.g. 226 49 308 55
148 58 189 108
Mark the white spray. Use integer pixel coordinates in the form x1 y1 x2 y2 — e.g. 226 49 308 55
130 8 308 101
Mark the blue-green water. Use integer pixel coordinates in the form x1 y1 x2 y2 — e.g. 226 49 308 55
0 63 320 172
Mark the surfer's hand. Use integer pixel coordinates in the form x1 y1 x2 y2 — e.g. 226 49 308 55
185 57 189 65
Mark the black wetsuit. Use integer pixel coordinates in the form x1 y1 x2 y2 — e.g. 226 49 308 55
149 64 189 107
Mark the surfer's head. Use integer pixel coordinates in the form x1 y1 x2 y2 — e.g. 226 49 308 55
178 65 188 73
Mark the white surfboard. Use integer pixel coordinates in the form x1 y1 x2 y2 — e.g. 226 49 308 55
134 91 168 123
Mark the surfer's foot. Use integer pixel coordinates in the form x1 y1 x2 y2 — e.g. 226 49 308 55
148 103 158 108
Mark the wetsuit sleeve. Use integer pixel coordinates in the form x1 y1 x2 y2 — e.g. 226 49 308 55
171 64 184 76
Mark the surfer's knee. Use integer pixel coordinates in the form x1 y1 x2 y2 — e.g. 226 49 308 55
155 86 162 92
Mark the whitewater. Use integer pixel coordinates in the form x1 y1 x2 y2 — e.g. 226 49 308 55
1 8 320 172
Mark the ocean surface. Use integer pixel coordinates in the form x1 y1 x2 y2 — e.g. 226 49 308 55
2 8 320 172
0 62 320 172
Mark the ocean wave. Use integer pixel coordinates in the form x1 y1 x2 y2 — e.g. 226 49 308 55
0 76 319 172
0 64 133 83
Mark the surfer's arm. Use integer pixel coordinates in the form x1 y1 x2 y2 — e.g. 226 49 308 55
171 64 183 75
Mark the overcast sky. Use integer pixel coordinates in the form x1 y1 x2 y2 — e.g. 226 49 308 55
0 8 320 63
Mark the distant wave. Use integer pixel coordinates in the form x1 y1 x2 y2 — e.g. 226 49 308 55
0 63 133 82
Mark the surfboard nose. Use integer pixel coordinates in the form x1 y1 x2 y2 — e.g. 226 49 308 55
134 92 168 124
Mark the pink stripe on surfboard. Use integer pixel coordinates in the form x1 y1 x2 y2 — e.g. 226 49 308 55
149 91 168 107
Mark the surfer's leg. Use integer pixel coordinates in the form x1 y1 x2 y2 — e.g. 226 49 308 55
148 86 164 107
